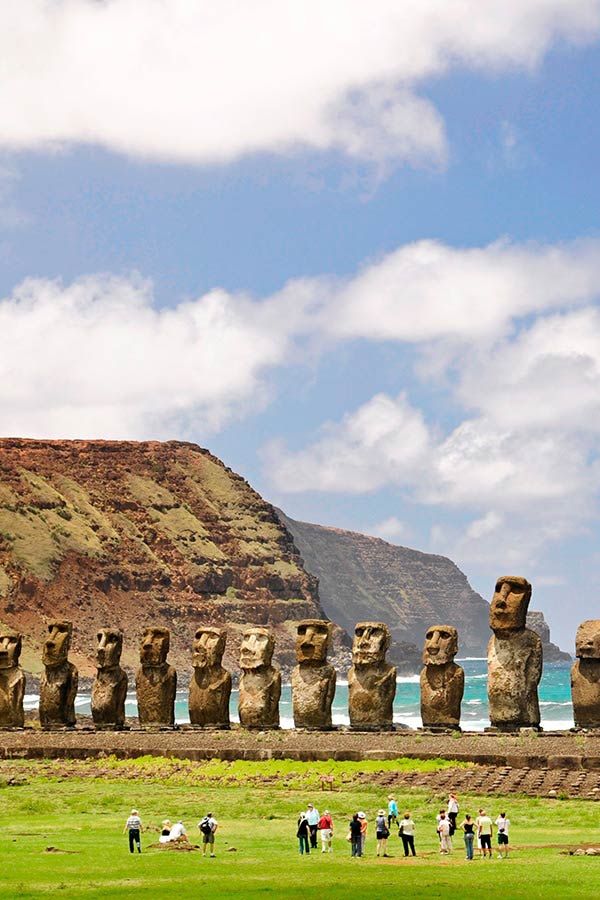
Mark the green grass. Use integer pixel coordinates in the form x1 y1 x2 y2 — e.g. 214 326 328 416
0 758 599 899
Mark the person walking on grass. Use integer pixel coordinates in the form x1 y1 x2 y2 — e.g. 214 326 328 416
460 814 475 860
447 792 459 836
398 811 416 857
297 813 310 855
123 808 143 854
375 809 390 857
387 794 398 828
306 803 320 850
349 813 362 858
199 813 218 857
318 809 333 853
437 811 452 854
476 809 493 858
495 811 510 858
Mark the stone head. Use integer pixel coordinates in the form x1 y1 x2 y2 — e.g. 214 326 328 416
192 626 226 668
0 631 22 670
140 626 170 667
96 627 123 670
423 625 458 666
575 620 600 659
352 622 390 667
240 627 274 670
490 576 531 632
296 619 331 665
42 620 72 667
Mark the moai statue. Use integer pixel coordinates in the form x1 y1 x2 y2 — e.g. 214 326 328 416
0 631 26 727
291 619 336 729
91 628 128 728
348 622 396 730
135 627 177 726
238 627 281 729
487 576 542 730
188 626 232 728
571 620 600 728
420 625 464 731
39 621 78 728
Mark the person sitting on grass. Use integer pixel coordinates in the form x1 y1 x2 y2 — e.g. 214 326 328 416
159 820 172 843
199 813 219 857
167 820 188 842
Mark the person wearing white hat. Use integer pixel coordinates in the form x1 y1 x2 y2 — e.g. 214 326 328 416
123 808 143 854
358 811 368 855
375 809 390 857
318 809 333 852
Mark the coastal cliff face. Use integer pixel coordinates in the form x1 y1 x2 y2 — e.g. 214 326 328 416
527 611 571 662
0 439 322 678
278 512 491 657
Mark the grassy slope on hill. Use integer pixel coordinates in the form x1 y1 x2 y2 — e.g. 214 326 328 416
0 758 598 899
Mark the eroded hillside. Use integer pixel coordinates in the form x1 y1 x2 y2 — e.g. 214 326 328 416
0 439 321 678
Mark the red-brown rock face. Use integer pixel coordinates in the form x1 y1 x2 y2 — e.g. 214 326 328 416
0 439 321 679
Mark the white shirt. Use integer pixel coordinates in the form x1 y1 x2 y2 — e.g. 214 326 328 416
447 797 459 814
495 816 510 835
169 822 186 840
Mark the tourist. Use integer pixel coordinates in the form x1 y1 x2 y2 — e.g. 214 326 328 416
375 809 390 857
358 811 368 855
349 813 362 858
398 811 416 857
475 808 484 857
198 812 219 857
435 808 445 841
437 811 452 854
447 792 459 835
459 813 475 860
318 809 333 853
297 813 310 855
495 811 510 858
168 820 188 842
387 794 398 828
159 820 171 843
123 808 143 854
476 809 493 858
306 803 320 849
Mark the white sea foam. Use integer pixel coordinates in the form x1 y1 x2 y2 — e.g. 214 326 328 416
397 675 420 684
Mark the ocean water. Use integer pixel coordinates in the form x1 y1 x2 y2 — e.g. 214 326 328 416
23 659 575 731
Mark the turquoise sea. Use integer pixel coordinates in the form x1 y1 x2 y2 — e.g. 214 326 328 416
24 659 575 731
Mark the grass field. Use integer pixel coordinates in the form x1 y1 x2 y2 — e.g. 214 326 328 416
1 756 599 899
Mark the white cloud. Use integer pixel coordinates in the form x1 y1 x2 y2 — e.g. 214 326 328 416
370 515 410 542
0 274 293 439
264 393 431 493
0 1 598 167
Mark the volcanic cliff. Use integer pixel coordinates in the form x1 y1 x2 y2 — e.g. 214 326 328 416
0 439 323 680
277 512 491 657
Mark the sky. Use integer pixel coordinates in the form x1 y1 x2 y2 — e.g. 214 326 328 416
1 1 600 648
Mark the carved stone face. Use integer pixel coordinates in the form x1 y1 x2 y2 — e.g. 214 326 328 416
240 628 274 670
423 625 458 666
140 627 170 666
490 576 531 632
296 620 330 665
193 627 226 668
0 632 21 669
96 628 123 669
352 622 390 667
42 621 72 667
576 620 600 659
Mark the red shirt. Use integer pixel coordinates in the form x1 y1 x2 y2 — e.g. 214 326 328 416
318 815 333 829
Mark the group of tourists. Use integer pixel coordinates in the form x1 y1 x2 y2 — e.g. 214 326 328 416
123 809 219 856
296 793 511 861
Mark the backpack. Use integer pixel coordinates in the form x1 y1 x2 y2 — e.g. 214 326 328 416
199 817 212 835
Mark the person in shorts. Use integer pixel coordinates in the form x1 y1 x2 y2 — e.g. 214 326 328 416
495 812 510 858
199 813 218 857
318 809 333 853
476 809 493 858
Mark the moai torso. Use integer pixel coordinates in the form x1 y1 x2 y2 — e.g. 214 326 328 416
487 577 542 729
0 632 26 727
238 628 281 729
39 622 78 728
91 628 128 728
348 622 396 730
291 620 336 729
571 620 600 728
420 625 464 730
188 627 231 728
135 627 176 726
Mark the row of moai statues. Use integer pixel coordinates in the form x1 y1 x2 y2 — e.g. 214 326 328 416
0 575 598 730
